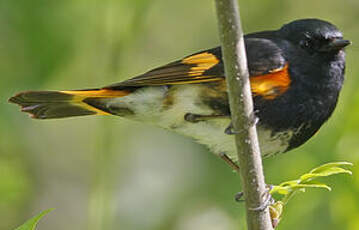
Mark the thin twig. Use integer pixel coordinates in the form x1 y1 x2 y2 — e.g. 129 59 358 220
214 0 274 229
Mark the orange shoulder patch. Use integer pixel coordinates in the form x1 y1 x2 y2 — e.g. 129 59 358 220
250 64 291 99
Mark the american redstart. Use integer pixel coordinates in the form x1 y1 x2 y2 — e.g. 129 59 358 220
9 18 350 164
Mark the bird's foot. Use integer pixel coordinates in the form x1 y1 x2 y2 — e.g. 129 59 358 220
224 112 259 135
234 184 274 211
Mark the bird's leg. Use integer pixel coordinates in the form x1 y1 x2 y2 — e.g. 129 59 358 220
218 152 240 173
184 113 228 123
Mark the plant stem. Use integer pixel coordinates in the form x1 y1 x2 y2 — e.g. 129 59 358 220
214 0 273 229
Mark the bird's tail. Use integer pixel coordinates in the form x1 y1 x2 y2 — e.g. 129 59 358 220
8 89 130 119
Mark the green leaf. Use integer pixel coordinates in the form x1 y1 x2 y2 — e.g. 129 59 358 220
15 209 54 230
300 167 352 182
270 185 292 195
299 173 318 182
278 180 300 187
291 182 332 191
309 162 353 174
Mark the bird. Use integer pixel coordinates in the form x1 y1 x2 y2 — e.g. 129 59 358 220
9 18 350 165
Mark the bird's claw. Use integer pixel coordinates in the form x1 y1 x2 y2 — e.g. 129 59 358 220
234 184 274 211
224 123 241 135
248 190 274 211
224 112 259 135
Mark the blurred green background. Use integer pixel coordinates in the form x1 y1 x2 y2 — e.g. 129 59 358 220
1 0 359 229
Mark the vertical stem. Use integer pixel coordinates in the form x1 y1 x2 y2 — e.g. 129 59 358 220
214 1 273 229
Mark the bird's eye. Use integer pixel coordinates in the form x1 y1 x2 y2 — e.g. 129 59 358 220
303 32 312 39
300 32 314 49
300 39 311 49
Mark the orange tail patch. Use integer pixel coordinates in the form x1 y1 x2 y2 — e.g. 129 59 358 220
9 89 130 119
60 89 130 98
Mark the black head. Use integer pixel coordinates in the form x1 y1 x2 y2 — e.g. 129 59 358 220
279 19 350 54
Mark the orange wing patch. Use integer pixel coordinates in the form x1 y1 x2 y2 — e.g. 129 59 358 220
182 52 220 77
250 64 291 99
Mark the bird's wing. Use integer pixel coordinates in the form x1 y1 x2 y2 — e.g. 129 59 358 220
104 38 290 99
105 48 225 88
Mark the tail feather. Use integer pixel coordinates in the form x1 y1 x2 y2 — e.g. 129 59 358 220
9 89 129 119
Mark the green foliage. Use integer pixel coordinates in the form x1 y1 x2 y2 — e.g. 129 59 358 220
271 162 352 203
15 209 53 230
269 162 353 227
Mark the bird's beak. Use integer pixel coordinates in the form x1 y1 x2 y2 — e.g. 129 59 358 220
331 39 351 49
325 39 351 51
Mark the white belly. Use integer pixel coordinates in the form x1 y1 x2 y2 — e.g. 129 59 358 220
104 85 290 161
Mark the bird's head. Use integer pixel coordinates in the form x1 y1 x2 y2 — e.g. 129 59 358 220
280 19 351 55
